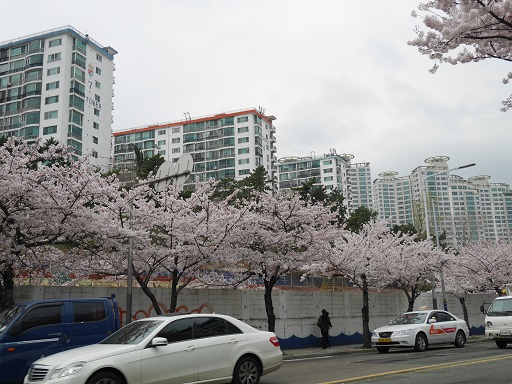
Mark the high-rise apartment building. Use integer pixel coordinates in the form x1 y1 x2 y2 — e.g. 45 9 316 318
0 26 117 170
373 156 512 244
112 108 277 185
276 150 372 214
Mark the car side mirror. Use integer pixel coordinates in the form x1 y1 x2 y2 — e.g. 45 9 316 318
150 337 168 347
428 318 437 324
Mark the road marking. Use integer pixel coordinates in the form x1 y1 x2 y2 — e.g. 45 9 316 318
318 353 512 383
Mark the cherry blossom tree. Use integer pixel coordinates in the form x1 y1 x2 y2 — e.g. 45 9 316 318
225 191 338 332
409 0 512 111
0 138 121 309
376 232 448 312
310 220 393 348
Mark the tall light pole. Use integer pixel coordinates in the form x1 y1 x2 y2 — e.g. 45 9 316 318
422 163 476 310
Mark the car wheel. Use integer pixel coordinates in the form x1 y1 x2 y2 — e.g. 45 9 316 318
232 356 261 384
86 371 123 384
377 347 390 353
454 330 466 348
496 340 508 349
414 333 428 352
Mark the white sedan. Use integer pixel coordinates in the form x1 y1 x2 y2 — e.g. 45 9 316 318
24 313 282 384
371 310 469 353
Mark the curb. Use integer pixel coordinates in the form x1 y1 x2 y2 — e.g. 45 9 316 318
282 335 488 360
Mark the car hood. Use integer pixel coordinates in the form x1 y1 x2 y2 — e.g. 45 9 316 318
33 343 138 366
374 324 425 333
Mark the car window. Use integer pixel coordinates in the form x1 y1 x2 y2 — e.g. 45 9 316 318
157 318 194 343
390 313 427 325
193 317 243 338
18 305 62 332
73 302 106 322
0 304 25 333
101 320 163 344
437 312 453 322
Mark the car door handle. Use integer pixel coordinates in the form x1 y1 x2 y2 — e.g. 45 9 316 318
49 333 62 337
185 346 196 352
229 339 238 344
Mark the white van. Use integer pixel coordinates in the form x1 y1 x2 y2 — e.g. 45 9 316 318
481 295 512 348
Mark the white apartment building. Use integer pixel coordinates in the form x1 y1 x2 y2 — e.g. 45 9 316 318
374 156 512 244
0 26 116 170
277 150 372 215
112 108 277 185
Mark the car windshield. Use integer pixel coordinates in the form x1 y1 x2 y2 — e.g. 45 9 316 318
390 312 427 325
100 320 163 345
487 299 512 316
0 304 26 333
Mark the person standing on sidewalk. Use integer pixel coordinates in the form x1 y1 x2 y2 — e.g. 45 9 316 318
317 309 332 349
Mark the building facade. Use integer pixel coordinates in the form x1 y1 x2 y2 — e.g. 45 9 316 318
373 156 512 244
112 108 277 185
276 150 372 215
0 26 116 170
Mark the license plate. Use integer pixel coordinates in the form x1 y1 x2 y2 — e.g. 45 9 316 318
501 330 511 335
378 338 392 343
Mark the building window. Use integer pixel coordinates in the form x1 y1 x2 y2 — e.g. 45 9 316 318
96 67 102 75
47 52 61 62
238 148 249 155
324 176 334 182
93 136 98 144
158 129 166 135
158 150 166 155
158 140 166 146
237 126 249 133
94 94 100 102
172 148 181 154
95 80 101 89
237 116 249 123
47 67 60 76
44 110 58 120
238 158 250 165
48 38 62 47
46 81 60 90
96 54 102 62
45 95 59 104
43 125 57 135
93 122 99 129
171 137 180 144
239 169 250 176
94 108 100 116
323 160 332 165
324 168 333 173
238 137 249 144
171 127 181 134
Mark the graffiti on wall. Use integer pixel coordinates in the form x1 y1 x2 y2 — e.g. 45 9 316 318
118 302 214 325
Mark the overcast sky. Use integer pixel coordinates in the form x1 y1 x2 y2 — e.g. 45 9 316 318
3 1 511 184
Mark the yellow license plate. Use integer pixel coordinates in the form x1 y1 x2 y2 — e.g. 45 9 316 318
378 338 392 343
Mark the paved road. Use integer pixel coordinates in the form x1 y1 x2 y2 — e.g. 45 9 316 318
263 340 512 383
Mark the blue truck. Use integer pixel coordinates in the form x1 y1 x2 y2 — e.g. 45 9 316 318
0 295 120 384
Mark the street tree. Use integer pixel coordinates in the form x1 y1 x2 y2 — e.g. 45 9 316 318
377 231 448 311
312 220 392 348
227 190 338 332
0 138 121 309
409 0 512 111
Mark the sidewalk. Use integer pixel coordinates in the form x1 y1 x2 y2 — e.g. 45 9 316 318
281 335 488 360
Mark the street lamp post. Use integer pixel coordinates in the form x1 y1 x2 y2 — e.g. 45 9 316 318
422 163 475 310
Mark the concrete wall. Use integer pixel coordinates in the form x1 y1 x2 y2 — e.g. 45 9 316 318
13 285 496 349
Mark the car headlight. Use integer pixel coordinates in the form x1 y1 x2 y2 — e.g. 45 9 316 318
372 332 378 337
50 362 86 379
393 329 412 337
486 321 493 328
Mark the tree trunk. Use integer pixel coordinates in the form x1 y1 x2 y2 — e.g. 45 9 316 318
133 272 162 315
459 296 471 336
169 269 179 313
264 276 278 332
361 274 371 348
1 264 15 310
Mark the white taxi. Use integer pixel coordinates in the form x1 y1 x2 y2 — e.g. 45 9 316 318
371 310 469 353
